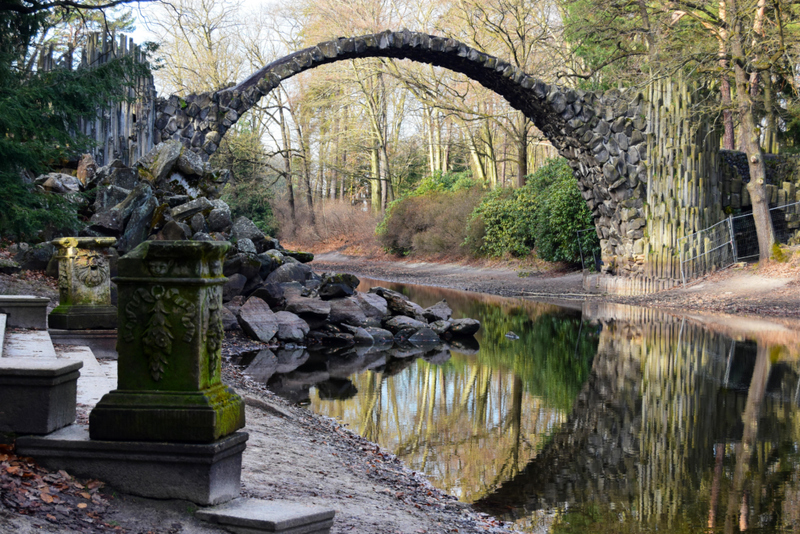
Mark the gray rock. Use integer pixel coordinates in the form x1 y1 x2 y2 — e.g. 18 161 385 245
409 328 439 346
223 253 261 281
166 195 191 207
15 243 55 271
423 300 452 322
158 220 190 240
283 250 314 263
274 311 309 342
250 283 286 310
340 324 374 345
284 295 331 321
327 297 368 326
257 252 280 279
384 315 426 334
429 320 451 336
308 331 354 349
236 238 257 255
231 217 268 252
0 258 21 274
237 297 279 343
117 195 158 254
318 273 360 300
108 167 138 190
171 197 213 221
190 212 206 234
385 293 426 320
138 140 183 183
192 232 214 241
38 173 82 194
176 146 207 176
240 349 277 383
265 263 307 284
222 273 247 302
207 207 232 233
364 327 394 345
262 249 285 266
94 185 131 213
275 349 310 373
449 318 481 336
355 292 389 321
220 306 240 331
393 327 419 345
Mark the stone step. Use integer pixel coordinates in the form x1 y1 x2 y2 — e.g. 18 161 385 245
3 329 58 359
195 499 335 534
0 295 50 329
55 346 115 407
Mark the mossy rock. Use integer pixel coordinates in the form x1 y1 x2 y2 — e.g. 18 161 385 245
283 250 314 263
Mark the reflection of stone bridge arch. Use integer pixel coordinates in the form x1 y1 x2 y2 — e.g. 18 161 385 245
154 30 649 267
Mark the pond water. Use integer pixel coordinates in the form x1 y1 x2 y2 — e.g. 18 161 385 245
231 278 800 533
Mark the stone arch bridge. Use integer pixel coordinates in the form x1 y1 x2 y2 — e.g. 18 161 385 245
154 30 723 290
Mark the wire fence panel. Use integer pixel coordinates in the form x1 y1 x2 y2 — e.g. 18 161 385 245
732 201 800 261
680 201 800 285
679 218 736 285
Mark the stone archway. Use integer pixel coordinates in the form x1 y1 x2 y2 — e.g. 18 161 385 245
154 30 650 275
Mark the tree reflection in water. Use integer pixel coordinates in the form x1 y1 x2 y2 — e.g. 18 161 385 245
237 280 800 533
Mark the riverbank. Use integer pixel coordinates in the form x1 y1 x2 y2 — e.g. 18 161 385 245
312 252 800 324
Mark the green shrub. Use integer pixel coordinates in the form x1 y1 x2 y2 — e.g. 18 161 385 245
377 171 483 255
221 181 278 236
468 158 599 264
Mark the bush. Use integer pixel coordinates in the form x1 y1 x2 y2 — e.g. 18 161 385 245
221 181 278 236
378 171 484 256
468 158 599 264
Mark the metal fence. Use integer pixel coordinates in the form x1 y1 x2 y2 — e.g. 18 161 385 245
679 201 800 285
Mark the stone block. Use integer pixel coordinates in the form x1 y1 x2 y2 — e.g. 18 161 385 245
0 295 50 329
48 329 119 359
0 358 82 434
16 426 248 506
196 499 335 533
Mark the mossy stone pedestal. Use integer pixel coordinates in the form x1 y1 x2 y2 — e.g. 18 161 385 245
48 237 117 330
90 241 245 443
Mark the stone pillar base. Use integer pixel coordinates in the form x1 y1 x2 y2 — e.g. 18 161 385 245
16 426 248 505
0 295 50 329
48 305 117 330
196 498 336 533
0 358 82 434
90 384 245 443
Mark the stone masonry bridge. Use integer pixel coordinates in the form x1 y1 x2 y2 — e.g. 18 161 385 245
153 30 721 288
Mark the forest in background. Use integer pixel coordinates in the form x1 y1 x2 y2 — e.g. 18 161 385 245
2 0 799 264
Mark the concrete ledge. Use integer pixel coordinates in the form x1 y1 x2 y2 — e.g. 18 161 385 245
48 305 117 330
16 426 248 505
0 295 50 329
3 330 58 359
49 329 118 359
196 499 335 534
0 358 82 434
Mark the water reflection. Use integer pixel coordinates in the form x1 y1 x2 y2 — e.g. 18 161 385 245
232 280 800 533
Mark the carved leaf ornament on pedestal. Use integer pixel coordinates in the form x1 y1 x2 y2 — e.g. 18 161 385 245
123 285 197 381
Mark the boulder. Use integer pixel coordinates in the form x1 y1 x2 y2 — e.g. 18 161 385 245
409 328 439 346
38 173 82 194
107 167 138 190
76 154 98 186
222 273 247 302
89 182 154 236
318 273 360 300
385 294 426 320
158 220 191 241
93 185 131 213
384 316 426 334
237 297 279 343
220 306 240 331
0 258 21 275
429 320 451 336
207 207 232 233
423 300 452 322
262 249 285 266
393 327 419 345
223 252 261 280
236 238 257 255
274 311 310 342
138 140 182 182
192 232 214 241
340 324 374 345
449 318 481 336
355 292 389 322
15 242 55 271
170 197 213 222
265 263 307 284
250 282 286 310
166 195 191 207
189 212 206 234
176 146 207 176
364 327 394 345
117 194 158 254
327 297 368 326
231 217 268 252
284 295 330 322
283 250 314 263
257 252 280 279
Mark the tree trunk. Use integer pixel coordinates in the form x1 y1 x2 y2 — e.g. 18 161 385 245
516 114 528 188
370 147 381 215
276 92 295 222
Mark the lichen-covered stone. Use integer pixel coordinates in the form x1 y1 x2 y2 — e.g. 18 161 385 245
237 297 279 343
